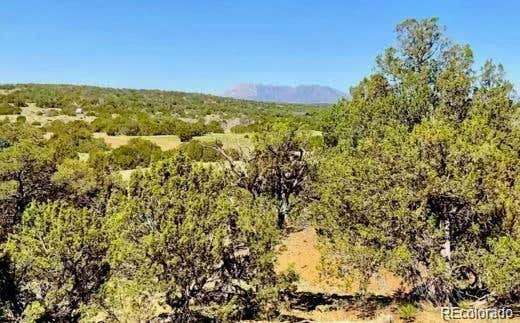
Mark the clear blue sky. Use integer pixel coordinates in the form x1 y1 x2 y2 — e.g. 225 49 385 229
1 0 519 94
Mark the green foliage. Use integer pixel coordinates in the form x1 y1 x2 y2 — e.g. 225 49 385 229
397 303 419 321
93 114 217 141
479 237 520 299
35 95 64 109
176 120 207 141
52 158 114 210
228 130 315 229
231 122 265 133
101 156 291 320
5 202 109 321
313 17 520 305
1 16 519 320
206 120 224 133
109 137 163 170
0 121 45 147
0 139 57 239
45 120 108 162
435 44 474 122
9 84 320 133
13 99 27 108
52 159 98 197
179 139 222 162
0 103 21 115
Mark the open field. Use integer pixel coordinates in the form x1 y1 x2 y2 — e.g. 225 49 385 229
0 88 19 95
0 103 96 124
93 132 252 151
192 132 253 150
93 132 182 150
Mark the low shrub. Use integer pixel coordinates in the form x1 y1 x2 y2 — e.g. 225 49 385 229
0 103 21 115
397 303 418 322
110 138 163 169
179 139 222 162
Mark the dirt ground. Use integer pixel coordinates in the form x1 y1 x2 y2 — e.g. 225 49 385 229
275 227 520 322
276 227 402 296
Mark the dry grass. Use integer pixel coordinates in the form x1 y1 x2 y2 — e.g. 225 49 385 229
222 117 242 133
1 103 95 124
0 88 21 96
93 133 182 151
118 168 150 181
277 226 343 294
192 132 253 150
283 310 395 322
93 132 251 151
118 169 135 181
78 152 90 162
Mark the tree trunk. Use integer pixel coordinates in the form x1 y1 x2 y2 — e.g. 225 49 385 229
0 255 23 319
440 217 452 268
277 193 289 229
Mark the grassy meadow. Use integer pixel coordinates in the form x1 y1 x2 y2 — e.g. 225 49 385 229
92 132 252 151
93 132 182 150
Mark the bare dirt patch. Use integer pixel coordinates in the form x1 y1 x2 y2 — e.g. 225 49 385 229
276 227 402 295
276 228 520 322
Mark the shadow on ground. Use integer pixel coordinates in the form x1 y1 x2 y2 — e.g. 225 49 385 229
284 291 394 320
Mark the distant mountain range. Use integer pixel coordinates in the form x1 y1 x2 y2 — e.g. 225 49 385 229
223 83 345 104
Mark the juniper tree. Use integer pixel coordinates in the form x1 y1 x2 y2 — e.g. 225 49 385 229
0 140 56 239
217 130 314 229
101 155 293 321
313 17 520 304
4 202 110 321
0 125 55 320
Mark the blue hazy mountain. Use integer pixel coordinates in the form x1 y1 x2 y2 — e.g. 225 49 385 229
223 83 345 104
